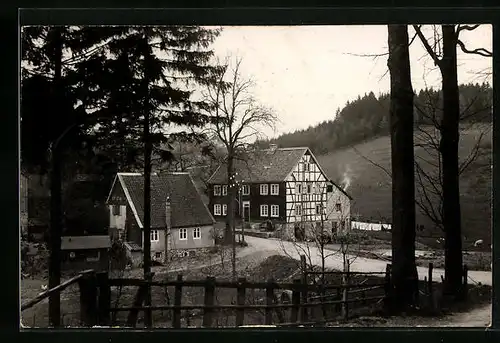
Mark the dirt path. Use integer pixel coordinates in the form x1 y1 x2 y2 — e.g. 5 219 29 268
436 304 491 327
245 236 492 286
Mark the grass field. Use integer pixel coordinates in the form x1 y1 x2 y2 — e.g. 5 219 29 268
317 124 492 248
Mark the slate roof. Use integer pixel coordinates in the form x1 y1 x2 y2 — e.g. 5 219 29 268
208 147 309 184
113 172 215 229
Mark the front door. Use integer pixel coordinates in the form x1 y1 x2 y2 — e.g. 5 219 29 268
242 201 250 222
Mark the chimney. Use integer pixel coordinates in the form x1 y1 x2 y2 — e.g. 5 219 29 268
165 196 172 229
268 143 278 154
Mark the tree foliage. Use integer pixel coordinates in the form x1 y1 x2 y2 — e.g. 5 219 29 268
258 83 491 155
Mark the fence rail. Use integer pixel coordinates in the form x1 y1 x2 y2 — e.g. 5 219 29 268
21 269 94 312
20 255 396 328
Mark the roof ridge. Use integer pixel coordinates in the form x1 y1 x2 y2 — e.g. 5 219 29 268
161 172 190 175
117 172 142 176
261 146 309 151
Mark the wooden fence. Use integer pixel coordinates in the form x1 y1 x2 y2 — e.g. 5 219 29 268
20 260 392 328
65 261 391 328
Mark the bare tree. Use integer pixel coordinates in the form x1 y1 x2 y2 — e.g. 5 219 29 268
413 86 492 235
413 24 492 298
277 192 361 320
203 56 278 280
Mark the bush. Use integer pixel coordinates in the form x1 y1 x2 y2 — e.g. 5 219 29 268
332 232 359 245
109 239 129 270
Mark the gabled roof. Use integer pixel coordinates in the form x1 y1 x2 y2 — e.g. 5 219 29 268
208 147 309 184
329 180 353 200
107 172 215 229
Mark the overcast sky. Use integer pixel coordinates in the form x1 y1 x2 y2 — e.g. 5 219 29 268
210 25 492 138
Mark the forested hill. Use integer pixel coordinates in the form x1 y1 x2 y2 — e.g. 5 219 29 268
258 83 492 155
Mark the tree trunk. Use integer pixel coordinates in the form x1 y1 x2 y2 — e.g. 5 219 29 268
225 154 235 246
48 27 63 328
439 25 463 299
142 45 152 327
387 25 419 312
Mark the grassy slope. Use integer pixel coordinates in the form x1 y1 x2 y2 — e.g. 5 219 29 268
316 124 492 248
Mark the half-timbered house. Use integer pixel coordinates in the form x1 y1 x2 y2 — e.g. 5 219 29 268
106 172 216 263
207 145 353 238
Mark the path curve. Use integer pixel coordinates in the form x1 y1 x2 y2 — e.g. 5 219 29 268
244 236 492 286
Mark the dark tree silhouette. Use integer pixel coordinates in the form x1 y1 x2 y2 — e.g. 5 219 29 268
387 24 419 312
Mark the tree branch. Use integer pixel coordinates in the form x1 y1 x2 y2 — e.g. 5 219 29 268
413 25 442 67
456 39 493 57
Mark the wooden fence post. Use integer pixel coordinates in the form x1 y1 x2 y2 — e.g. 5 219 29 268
78 273 98 327
428 262 434 308
342 259 350 320
236 277 246 327
126 284 147 327
202 276 215 328
96 272 111 326
291 279 301 323
462 264 468 300
300 255 308 322
173 274 183 328
335 287 342 312
383 263 392 312
265 278 275 325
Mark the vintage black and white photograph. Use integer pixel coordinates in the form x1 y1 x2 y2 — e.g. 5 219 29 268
20 24 492 328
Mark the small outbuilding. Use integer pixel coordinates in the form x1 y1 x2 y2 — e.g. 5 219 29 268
61 235 111 272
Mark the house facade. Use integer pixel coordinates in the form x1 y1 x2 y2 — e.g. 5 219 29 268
207 145 352 239
106 172 216 263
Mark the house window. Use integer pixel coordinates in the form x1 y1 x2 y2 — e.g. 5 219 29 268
260 204 269 217
271 205 279 217
214 204 222 216
223 204 227 216
86 251 100 262
304 163 310 171
179 228 187 240
112 205 121 216
335 203 342 212
150 230 159 242
327 185 333 192
222 185 228 196
296 204 302 216
270 184 279 195
242 185 250 195
260 184 269 195
307 183 312 194
214 185 221 196
193 227 201 239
